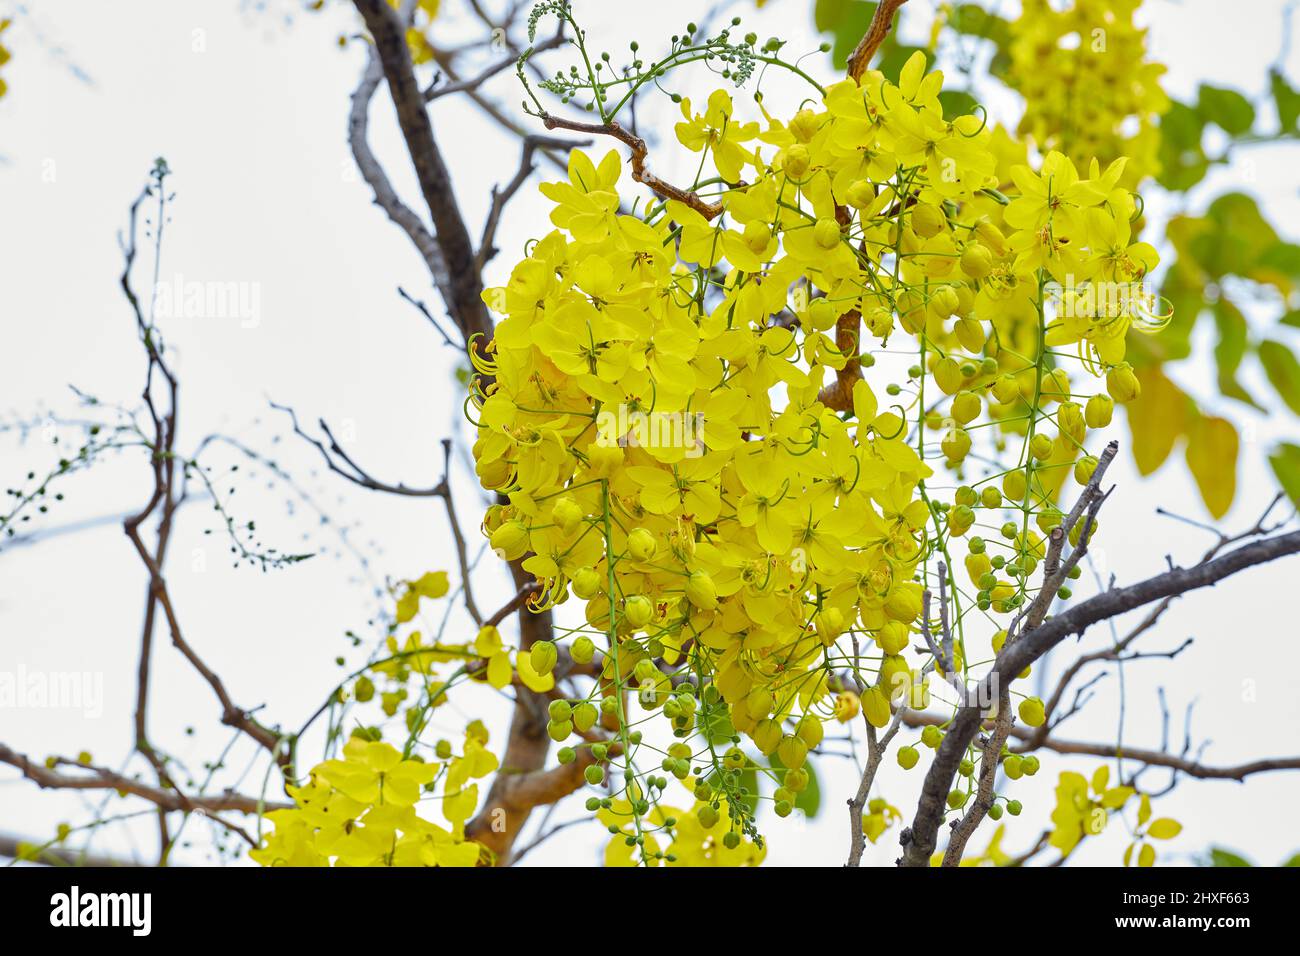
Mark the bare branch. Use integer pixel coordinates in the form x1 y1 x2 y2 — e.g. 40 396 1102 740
478 133 591 270
901 521 1300 866
540 113 725 219
349 48 457 313
353 0 493 345
847 0 909 82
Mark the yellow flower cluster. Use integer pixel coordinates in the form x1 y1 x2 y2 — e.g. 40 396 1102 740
600 793 766 866
471 48 1160 838
1006 0 1169 184
251 735 492 867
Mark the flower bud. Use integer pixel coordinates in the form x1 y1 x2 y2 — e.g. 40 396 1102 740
960 242 993 279
573 702 598 733
833 691 860 723
782 144 811 178
941 426 971 462
752 718 782 755
911 203 945 239
991 373 1020 404
1018 696 1046 727
623 594 654 628
626 527 656 562
489 520 530 560
1075 454 1098 485
571 566 602 600
813 217 842 249
685 569 718 610
552 496 584 535
951 391 981 425
571 635 595 664
530 640 558 676
1085 393 1114 428
846 178 874 209
778 735 808 770
1106 363 1141 403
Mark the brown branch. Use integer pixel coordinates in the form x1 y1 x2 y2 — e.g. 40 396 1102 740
846 713 906 866
119 182 284 770
353 0 493 345
539 113 725 219
817 308 863 412
397 285 461 348
900 521 1300 865
425 30 565 101
0 744 286 819
478 132 591 269
0 832 144 867
1028 493 1289 749
846 0 909 82
1010 734 1300 780
942 680 1011 866
349 47 457 314
894 709 1300 782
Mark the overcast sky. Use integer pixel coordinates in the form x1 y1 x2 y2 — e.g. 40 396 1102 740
1 0 1298 867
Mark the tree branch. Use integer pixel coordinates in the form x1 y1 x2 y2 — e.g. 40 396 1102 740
901 519 1300 865
847 0 909 82
539 113 725 219
353 0 493 346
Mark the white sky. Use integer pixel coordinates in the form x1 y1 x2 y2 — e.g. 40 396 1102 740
1 0 1298 867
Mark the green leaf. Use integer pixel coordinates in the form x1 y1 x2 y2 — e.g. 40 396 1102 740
938 89 979 119
1281 310 1300 330
700 705 736 745
1209 847 1253 867
814 0 879 69
1259 339 1300 415
1271 69 1300 131
1193 194 1281 278
1156 102 1208 192
1212 298 1261 408
1259 242 1300 284
1283 852 1300 867
1197 84 1256 135
1269 442 1300 508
